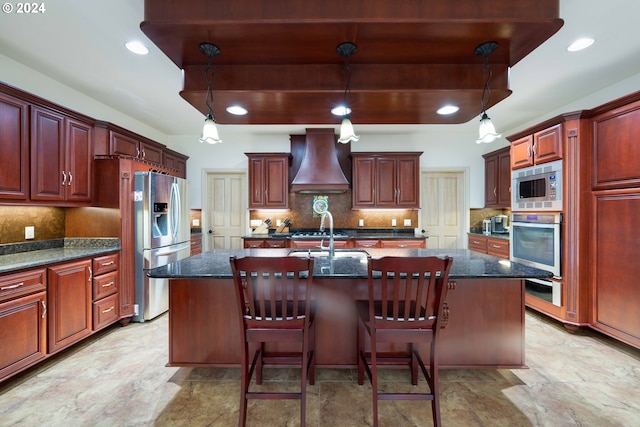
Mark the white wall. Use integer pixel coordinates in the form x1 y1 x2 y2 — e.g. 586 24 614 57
0 53 167 144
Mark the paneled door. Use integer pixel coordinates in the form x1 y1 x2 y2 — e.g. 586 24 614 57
204 171 247 250
420 170 467 249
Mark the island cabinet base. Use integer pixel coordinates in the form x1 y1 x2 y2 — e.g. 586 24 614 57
168 278 525 369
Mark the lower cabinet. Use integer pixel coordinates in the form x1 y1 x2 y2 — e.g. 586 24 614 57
380 239 426 249
47 260 92 354
468 234 510 260
243 238 287 248
0 252 122 383
289 240 349 249
92 254 119 331
190 234 202 255
0 269 47 381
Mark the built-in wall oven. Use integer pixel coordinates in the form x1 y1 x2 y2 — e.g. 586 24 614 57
510 212 562 306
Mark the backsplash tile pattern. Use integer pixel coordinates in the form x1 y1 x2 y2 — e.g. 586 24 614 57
250 192 419 230
0 206 65 244
470 208 510 229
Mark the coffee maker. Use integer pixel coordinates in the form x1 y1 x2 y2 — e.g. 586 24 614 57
491 215 509 234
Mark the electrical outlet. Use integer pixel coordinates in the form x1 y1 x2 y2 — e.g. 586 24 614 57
391 218 397 227
192 219 200 227
359 219 364 227
276 219 281 226
25 226 34 239
250 219 262 227
404 219 411 226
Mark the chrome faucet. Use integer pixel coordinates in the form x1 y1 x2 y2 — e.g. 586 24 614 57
319 210 335 257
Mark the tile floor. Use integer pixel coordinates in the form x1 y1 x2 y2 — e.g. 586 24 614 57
1 310 639 427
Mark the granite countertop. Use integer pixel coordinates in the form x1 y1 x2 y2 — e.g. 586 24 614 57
148 248 552 280
0 238 121 274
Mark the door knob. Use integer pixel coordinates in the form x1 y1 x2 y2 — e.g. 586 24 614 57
208 229 213 234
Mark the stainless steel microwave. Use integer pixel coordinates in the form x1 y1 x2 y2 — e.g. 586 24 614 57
511 159 562 211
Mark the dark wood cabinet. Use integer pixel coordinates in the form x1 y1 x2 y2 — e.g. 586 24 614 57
163 148 188 178
47 260 92 354
379 239 426 249
467 234 509 260
511 124 563 170
288 239 350 249
190 234 202 255
243 238 287 248
483 146 511 208
92 253 119 331
0 269 47 382
352 152 422 209
30 106 93 204
93 158 137 322
0 91 29 201
246 153 290 209
106 130 164 164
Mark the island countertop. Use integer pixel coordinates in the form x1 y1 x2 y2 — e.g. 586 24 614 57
148 248 552 280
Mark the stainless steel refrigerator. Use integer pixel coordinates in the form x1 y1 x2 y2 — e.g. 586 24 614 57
133 172 190 322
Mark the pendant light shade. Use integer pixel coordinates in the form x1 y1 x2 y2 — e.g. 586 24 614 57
338 116 360 143
198 42 222 145
336 42 359 144
201 114 222 144
474 42 502 144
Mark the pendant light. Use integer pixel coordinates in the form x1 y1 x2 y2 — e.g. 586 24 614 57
198 43 222 144
336 42 360 144
474 41 502 144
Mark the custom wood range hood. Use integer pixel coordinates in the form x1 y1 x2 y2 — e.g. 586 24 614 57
140 0 563 126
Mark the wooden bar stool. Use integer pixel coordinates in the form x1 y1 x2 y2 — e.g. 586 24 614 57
357 256 454 427
229 256 316 427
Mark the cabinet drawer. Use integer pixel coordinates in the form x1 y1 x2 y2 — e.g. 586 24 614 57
93 270 118 301
93 253 119 276
264 239 286 248
0 269 46 303
355 239 381 248
468 235 488 253
487 238 510 259
380 239 425 249
93 294 119 331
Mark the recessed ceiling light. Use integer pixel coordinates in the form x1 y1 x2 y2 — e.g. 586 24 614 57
226 105 248 115
437 105 459 115
125 41 149 55
331 106 351 116
567 37 594 52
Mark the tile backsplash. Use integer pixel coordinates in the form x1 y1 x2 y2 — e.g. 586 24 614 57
470 208 510 229
0 206 65 244
249 192 419 230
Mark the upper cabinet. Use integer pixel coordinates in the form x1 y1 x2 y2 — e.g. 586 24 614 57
246 153 290 209
0 91 29 201
30 106 93 204
511 124 563 170
93 121 187 178
352 152 422 209
483 146 511 208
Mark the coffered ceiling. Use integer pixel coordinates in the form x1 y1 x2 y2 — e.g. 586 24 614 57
1 1 640 138
141 0 562 125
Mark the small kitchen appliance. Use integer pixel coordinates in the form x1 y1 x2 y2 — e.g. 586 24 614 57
482 219 492 235
491 215 509 234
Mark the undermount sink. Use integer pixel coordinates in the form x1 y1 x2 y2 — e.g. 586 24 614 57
287 248 369 259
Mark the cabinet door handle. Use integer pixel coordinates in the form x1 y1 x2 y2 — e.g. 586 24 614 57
102 306 115 314
61 171 67 185
1 281 24 290
527 145 531 158
493 187 497 196
492 244 502 248
88 267 93 282
41 301 47 319
68 171 73 186
102 281 115 288
136 148 140 158
472 240 480 244
100 261 115 267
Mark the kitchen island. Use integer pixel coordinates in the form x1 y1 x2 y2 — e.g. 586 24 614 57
148 248 552 369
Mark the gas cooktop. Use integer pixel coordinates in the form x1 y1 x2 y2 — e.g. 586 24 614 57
291 231 349 239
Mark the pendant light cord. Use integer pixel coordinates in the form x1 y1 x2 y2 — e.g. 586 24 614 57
204 56 216 121
480 54 492 114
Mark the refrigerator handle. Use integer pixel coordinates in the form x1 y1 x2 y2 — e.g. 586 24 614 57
170 182 180 241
